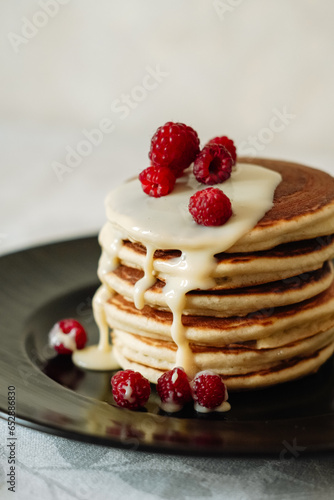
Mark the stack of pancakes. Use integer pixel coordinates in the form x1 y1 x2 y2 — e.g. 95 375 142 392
98 158 334 390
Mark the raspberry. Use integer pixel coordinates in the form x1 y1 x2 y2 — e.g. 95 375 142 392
191 371 227 410
149 122 200 177
206 135 237 164
189 187 232 226
157 367 192 412
193 144 233 185
139 166 176 197
111 370 151 410
48 319 87 355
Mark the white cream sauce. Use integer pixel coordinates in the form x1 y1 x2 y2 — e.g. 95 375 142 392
194 401 231 413
49 325 77 352
73 163 281 379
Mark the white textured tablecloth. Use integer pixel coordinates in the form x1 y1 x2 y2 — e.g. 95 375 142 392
1 1 334 498
1 418 334 500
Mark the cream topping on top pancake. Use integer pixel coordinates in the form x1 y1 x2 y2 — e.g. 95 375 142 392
104 163 281 250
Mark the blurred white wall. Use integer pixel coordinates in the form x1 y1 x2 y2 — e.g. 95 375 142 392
1 0 334 254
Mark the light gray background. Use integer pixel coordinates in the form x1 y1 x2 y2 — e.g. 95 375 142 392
1 0 334 255
1 1 334 499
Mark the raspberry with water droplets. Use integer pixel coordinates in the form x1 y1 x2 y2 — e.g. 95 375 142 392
157 367 192 412
149 122 200 177
206 135 237 163
111 370 151 410
193 144 233 185
191 371 227 410
189 187 232 226
48 319 87 355
139 166 176 197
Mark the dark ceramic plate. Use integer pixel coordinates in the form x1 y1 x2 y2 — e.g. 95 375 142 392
0 236 334 455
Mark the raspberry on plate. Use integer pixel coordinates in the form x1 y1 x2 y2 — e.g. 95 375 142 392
191 370 228 412
206 135 237 164
193 144 233 185
157 367 192 412
149 121 200 178
111 369 151 410
139 166 176 197
48 319 87 355
189 187 232 226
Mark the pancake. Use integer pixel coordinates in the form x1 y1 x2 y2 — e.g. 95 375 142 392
84 158 334 390
226 158 334 252
116 234 334 288
114 342 334 390
104 282 334 347
104 261 333 316
112 326 334 377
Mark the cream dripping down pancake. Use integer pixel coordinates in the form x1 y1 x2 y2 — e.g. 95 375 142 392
73 158 334 390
